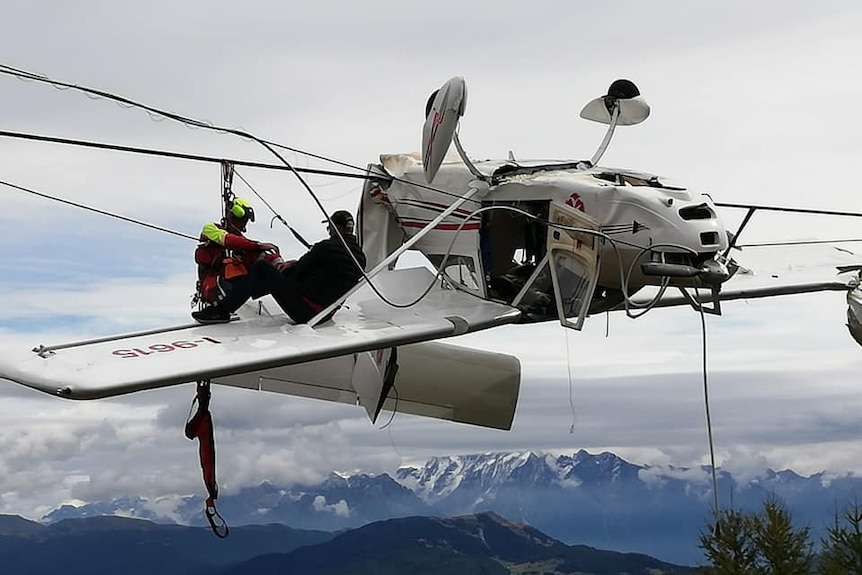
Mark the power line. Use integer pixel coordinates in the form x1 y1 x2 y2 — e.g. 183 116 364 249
0 129 371 181
0 178 197 241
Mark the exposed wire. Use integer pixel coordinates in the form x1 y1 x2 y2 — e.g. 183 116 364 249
0 178 197 241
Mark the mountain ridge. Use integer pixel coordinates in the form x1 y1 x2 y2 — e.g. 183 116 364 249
0 511 694 574
219 511 695 575
28 448 862 565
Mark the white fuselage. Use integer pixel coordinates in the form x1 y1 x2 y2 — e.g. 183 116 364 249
361 155 729 309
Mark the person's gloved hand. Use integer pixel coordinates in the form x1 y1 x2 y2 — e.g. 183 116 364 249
257 242 279 253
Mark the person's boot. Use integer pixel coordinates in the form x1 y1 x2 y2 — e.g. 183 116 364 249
191 305 231 324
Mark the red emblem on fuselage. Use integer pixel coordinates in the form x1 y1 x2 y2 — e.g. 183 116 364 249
566 193 585 211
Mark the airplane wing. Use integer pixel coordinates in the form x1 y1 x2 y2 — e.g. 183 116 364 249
214 340 521 430
631 244 859 309
0 267 521 401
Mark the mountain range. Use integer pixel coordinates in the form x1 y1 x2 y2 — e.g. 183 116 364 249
0 511 694 574
39 449 862 565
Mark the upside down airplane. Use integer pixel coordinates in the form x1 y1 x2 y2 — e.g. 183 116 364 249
2 76 862 433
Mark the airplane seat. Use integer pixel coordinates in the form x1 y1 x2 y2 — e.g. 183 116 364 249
488 262 535 302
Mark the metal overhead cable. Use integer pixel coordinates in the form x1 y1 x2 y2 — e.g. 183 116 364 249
0 129 371 181
233 168 311 249
0 62 458 310
0 178 197 241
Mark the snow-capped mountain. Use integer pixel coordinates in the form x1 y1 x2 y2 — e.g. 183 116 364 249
396 450 644 508
40 449 862 565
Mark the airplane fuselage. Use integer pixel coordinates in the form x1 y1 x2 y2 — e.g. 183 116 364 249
360 154 731 321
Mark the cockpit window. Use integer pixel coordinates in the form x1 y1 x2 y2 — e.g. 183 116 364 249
545 202 601 330
550 250 595 330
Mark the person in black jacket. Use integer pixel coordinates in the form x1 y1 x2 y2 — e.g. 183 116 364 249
192 210 367 324
272 209 367 322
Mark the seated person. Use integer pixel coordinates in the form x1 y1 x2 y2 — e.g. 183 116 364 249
192 197 280 322
193 210 366 324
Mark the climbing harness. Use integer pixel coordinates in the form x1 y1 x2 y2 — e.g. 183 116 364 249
184 380 229 538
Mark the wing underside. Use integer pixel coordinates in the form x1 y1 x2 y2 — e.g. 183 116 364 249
215 340 522 430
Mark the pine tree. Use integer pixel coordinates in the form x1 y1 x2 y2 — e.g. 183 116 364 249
698 507 758 574
752 495 813 575
818 501 862 574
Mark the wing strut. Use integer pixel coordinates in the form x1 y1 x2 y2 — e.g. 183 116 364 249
184 380 229 538
308 182 487 327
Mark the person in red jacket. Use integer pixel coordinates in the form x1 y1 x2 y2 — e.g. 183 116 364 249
192 210 366 325
192 197 280 323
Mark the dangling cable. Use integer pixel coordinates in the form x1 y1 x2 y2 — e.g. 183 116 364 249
378 384 400 430
693 291 721 517
564 328 577 433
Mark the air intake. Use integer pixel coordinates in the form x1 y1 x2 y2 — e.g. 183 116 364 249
679 204 714 220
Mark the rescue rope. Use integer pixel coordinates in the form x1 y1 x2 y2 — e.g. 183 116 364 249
184 380 229 538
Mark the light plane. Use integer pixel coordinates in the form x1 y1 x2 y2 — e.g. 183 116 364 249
2 76 861 435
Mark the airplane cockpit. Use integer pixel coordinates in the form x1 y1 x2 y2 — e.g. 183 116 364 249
360 162 603 330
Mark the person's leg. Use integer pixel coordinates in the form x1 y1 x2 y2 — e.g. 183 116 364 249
192 275 260 324
217 275 256 313
249 260 317 323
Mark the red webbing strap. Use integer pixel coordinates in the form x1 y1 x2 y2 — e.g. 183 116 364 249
184 380 229 538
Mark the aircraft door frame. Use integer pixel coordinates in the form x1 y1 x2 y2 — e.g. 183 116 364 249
546 202 601 330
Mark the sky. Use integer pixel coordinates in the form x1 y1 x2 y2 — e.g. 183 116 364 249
2 0 862 521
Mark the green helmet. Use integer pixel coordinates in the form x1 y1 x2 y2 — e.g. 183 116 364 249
228 197 255 222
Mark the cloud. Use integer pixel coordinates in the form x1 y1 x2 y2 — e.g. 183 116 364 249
312 495 351 518
2 0 862 522
638 465 712 488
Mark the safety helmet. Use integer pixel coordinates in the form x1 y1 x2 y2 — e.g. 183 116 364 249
228 197 255 222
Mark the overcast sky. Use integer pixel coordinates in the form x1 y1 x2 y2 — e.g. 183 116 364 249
2 0 862 521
